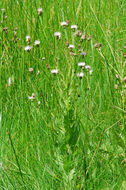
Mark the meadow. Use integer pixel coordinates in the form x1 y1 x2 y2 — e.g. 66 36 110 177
0 0 126 189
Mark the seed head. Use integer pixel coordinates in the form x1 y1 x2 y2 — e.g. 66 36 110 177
74 30 82 37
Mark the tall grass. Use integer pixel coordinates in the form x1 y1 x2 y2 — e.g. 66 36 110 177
0 0 126 189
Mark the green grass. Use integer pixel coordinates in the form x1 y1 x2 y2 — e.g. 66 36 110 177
0 0 126 189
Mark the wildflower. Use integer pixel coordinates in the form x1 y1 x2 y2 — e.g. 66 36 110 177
89 70 93 75
80 51 86 57
42 57 45 61
8 77 11 86
5 16 7 19
54 32 61 39
51 69 58 74
38 101 41 105
34 40 40 46
26 35 31 43
24 46 32 51
61 21 68 27
78 62 85 68
29 68 33 73
3 27 8 32
28 93 35 101
85 65 91 70
37 8 43 15
94 43 102 48
115 74 119 79
77 72 84 78
1 8 5 13
68 44 75 49
37 70 40 75
71 25 78 30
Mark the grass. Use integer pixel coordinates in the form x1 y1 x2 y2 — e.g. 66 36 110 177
0 0 126 189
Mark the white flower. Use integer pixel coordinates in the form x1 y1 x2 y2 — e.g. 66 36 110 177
51 69 59 74
71 25 78 30
61 21 68 27
89 70 93 75
38 101 41 105
24 46 32 51
26 35 31 43
68 44 75 49
28 93 35 101
28 96 34 100
8 77 11 86
34 40 40 46
78 62 85 68
77 72 84 78
54 32 61 39
37 70 40 75
37 8 43 15
85 65 91 70
29 68 33 72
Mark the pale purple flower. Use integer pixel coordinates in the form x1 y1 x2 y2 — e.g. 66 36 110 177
34 40 40 46
37 8 43 15
77 72 84 78
78 62 85 68
85 65 91 70
29 68 33 73
71 25 78 30
54 32 61 39
26 35 31 43
61 21 68 27
89 70 93 75
51 69 59 74
68 44 75 49
24 46 32 51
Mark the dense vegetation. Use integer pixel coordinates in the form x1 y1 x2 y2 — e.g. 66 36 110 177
0 0 126 189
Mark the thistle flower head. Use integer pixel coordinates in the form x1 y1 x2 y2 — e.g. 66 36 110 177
24 46 32 52
78 62 85 68
54 32 61 39
29 68 33 73
77 72 84 78
26 35 31 43
68 44 75 49
34 40 40 46
71 25 78 30
37 8 43 15
61 21 68 27
51 69 59 74
85 65 91 70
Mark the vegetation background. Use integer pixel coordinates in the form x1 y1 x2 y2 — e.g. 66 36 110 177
0 0 126 189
